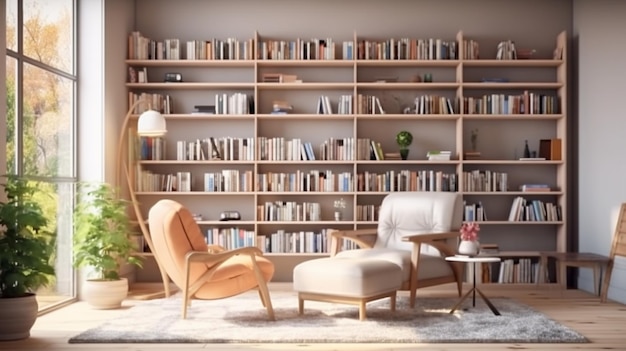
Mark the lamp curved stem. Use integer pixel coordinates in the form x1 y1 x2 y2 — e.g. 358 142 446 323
116 99 171 298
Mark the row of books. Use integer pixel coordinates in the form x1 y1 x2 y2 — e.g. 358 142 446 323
317 95 353 115
463 201 488 221
257 38 339 60
128 92 172 114
205 227 256 250
134 171 191 192
175 137 256 162
357 38 458 60
508 196 562 222
257 201 322 222
257 170 353 192
356 170 458 192
262 229 332 254
413 95 457 114
356 204 380 222
203 170 254 192
186 38 255 60
462 170 509 192
463 92 560 115
468 258 547 284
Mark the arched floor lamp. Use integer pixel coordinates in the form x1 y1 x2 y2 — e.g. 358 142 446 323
116 99 170 298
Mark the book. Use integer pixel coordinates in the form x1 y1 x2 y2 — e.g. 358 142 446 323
520 184 551 192
518 157 546 161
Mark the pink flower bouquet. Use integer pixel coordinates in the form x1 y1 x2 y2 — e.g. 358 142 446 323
460 222 480 241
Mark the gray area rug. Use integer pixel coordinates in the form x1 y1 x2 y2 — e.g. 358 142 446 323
68 290 588 344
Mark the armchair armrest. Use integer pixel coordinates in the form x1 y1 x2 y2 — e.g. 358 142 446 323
329 228 377 256
187 246 263 264
183 246 266 298
402 231 460 257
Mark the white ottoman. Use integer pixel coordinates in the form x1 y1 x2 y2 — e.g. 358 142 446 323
292 257 403 320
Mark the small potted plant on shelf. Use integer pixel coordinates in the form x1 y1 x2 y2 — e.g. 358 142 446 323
0 175 55 341
396 130 413 160
72 182 143 309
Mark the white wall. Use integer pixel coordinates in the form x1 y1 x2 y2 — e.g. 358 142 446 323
76 0 136 294
78 0 135 184
574 0 626 303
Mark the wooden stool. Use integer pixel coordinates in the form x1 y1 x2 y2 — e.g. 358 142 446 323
540 252 610 296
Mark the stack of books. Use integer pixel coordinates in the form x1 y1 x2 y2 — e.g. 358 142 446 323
519 184 551 192
192 105 215 114
384 152 401 160
464 151 481 160
427 150 451 160
262 73 300 83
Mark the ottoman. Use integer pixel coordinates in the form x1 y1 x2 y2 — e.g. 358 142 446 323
292 257 403 320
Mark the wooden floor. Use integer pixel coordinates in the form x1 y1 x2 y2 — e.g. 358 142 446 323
2 283 625 351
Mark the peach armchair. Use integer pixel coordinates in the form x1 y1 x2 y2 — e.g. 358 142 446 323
329 191 464 307
148 199 275 320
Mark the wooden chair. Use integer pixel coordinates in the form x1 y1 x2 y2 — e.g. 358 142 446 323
540 202 626 302
601 203 626 302
148 199 275 319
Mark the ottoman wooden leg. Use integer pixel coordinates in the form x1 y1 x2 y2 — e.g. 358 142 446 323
298 296 304 315
359 300 366 321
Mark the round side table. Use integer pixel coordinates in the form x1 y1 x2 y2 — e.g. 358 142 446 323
445 255 502 315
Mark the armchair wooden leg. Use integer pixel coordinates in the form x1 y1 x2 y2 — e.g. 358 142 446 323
182 269 191 319
250 256 275 321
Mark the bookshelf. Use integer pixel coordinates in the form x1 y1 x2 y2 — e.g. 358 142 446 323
125 30 567 284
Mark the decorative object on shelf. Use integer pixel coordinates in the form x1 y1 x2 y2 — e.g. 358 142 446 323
333 198 347 221
219 210 241 221
464 128 482 160
395 130 413 160
116 98 169 299
423 73 433 82
523 139 531 158
164 72 183 82
458 222 480 256
471 128 479 151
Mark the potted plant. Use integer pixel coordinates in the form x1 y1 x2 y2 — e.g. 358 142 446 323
72 182 142 309
396 130 413 160
0 175 55 340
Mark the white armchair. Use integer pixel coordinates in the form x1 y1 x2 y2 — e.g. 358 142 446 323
329 191 464 307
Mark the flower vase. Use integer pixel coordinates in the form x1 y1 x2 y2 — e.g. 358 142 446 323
458 240 479 256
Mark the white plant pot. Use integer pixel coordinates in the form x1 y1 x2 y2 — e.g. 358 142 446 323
458 240 480 256
82 277 129 309
0 293 38 340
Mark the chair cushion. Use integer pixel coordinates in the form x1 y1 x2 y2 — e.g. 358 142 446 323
374 192 462 252
293 257 402 297
195 254 274 300
335 248 453 282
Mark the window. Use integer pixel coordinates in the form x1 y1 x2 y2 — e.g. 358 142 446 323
5 0 76 311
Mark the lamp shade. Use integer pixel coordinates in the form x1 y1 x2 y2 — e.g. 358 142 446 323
137 110 167 137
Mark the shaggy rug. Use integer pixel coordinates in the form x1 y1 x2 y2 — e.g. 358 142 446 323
68 290 588 344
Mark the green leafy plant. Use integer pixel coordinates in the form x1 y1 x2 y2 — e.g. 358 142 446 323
72 182 142 281
0 175 55 298
396 130 413 150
